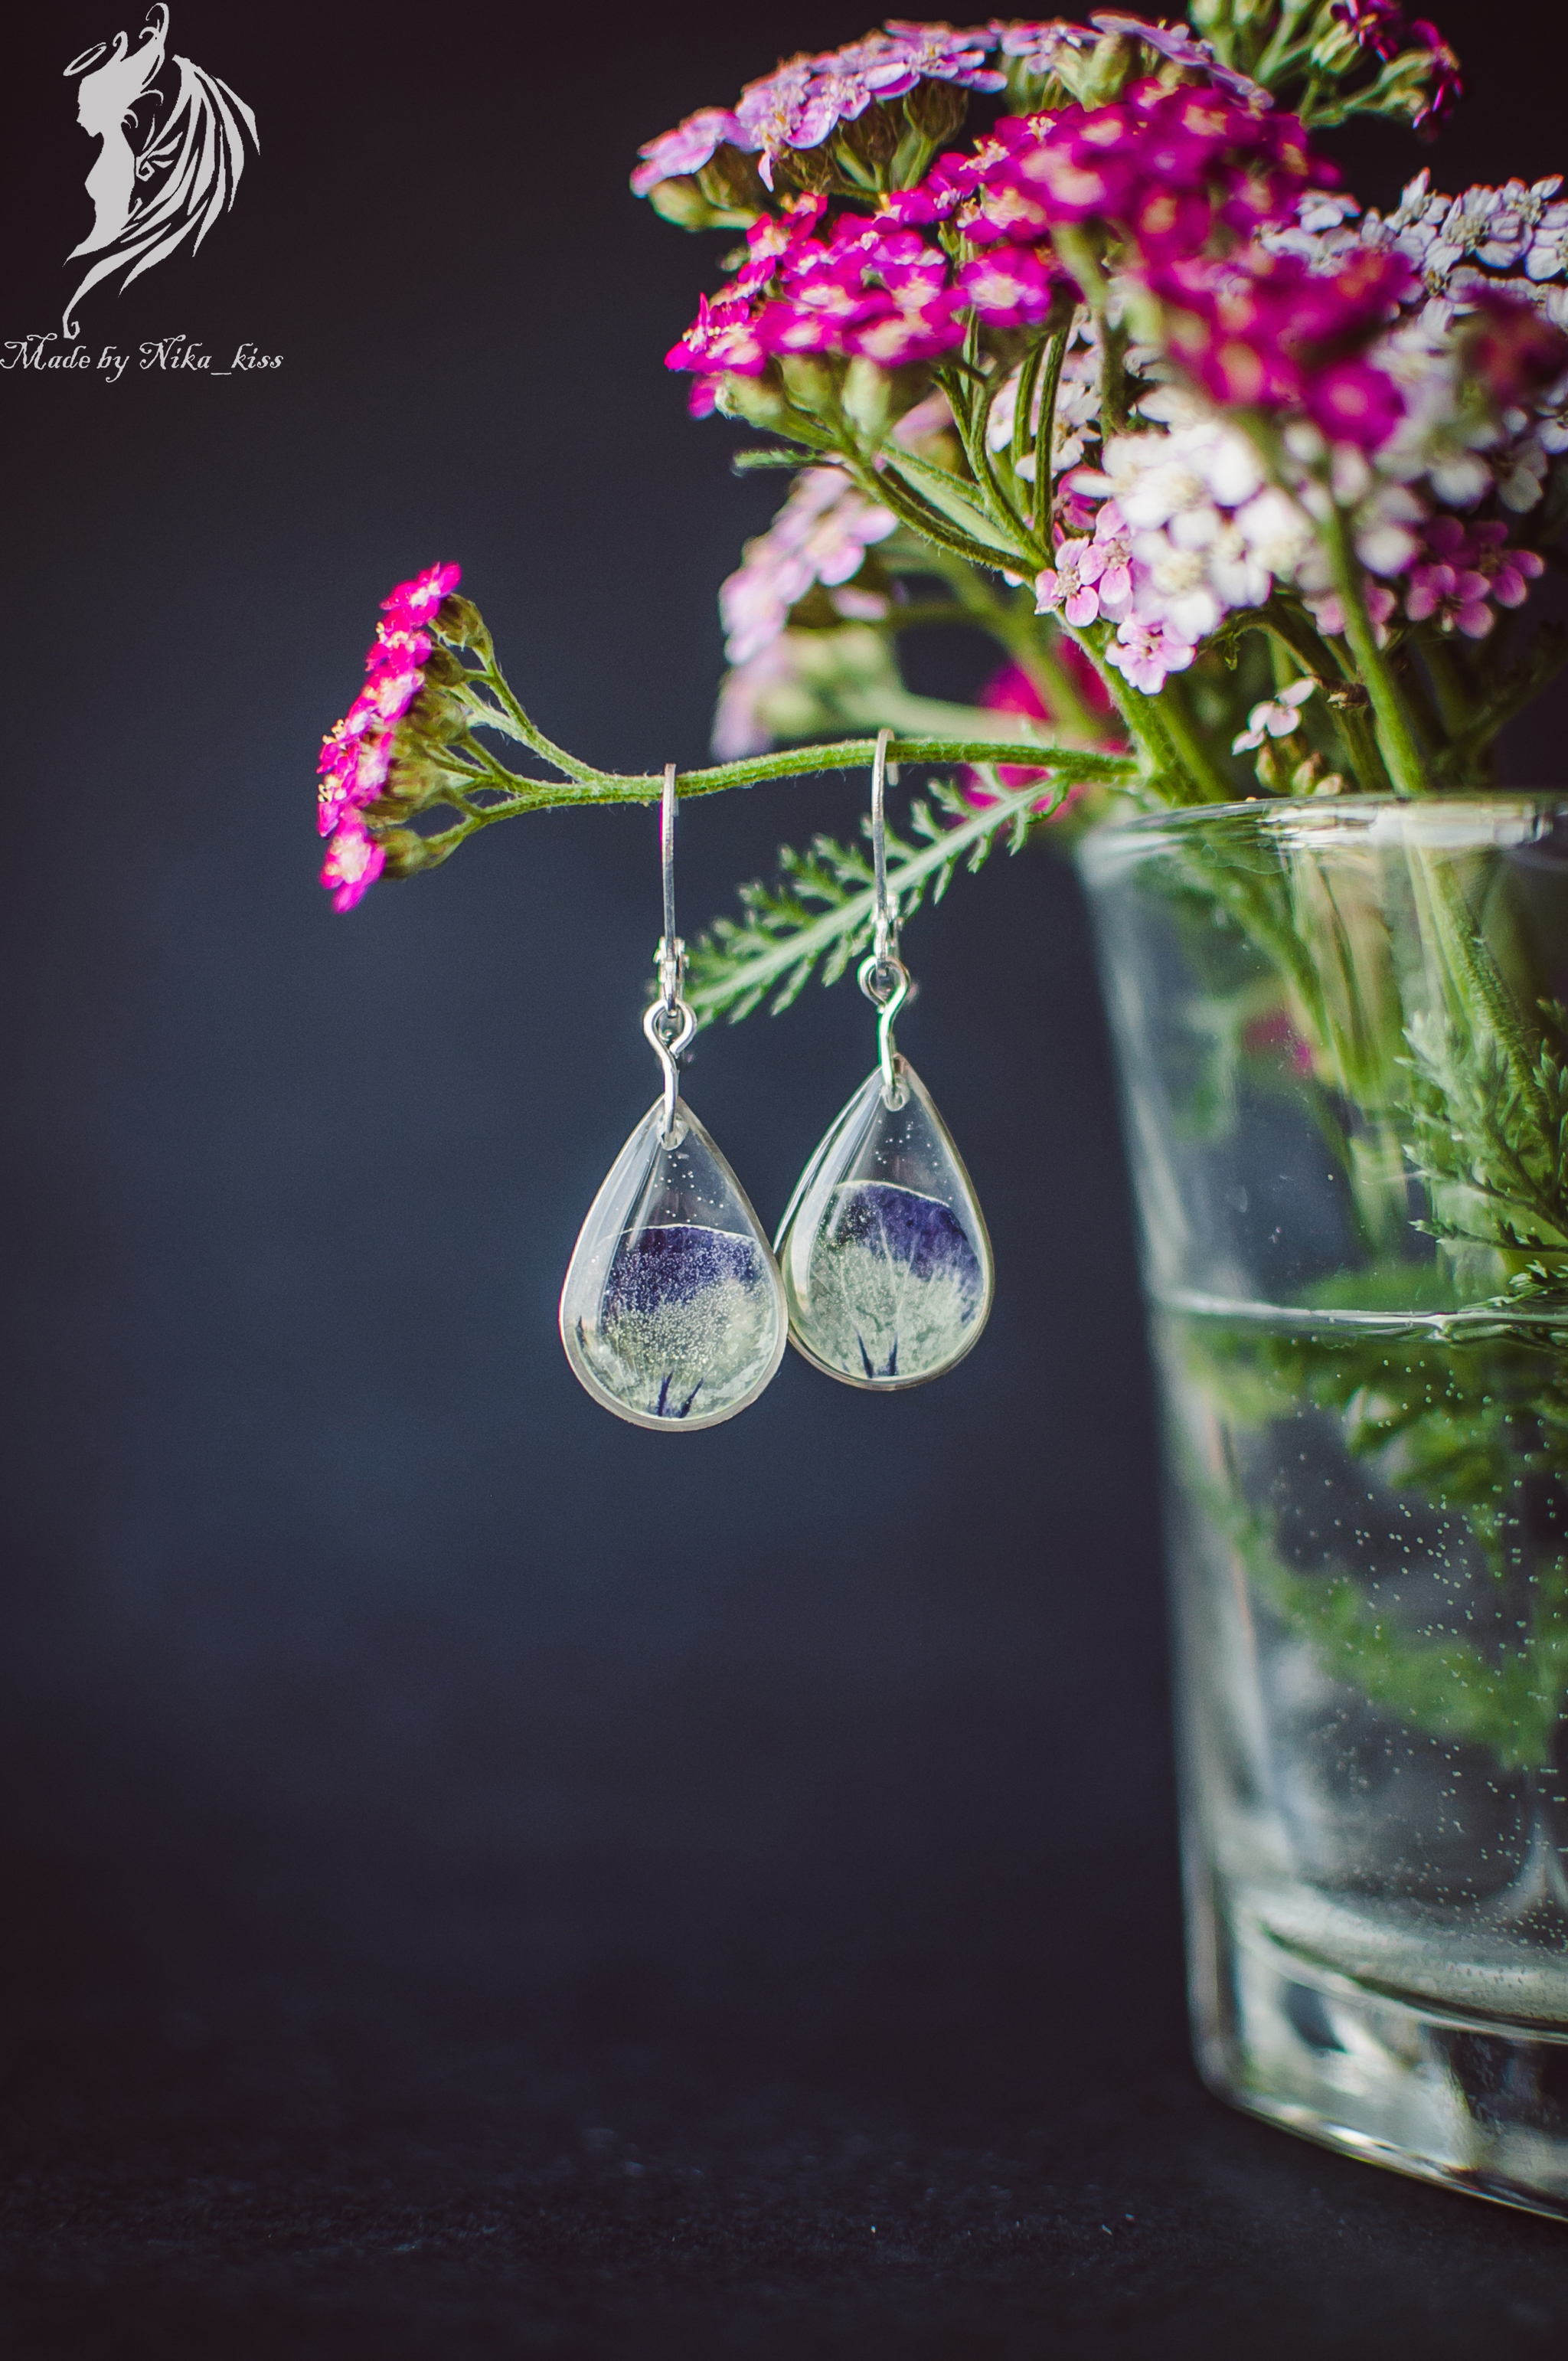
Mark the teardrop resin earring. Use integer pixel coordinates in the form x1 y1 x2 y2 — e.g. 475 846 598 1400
775 731 994 1390
560 765 787 1431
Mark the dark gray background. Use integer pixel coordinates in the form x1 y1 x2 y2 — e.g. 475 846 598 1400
3 3 1568 2353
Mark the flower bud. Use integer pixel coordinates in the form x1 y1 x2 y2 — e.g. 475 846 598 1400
842 356 894 441
1461 293 1568 408
433 594 491 656
378 744 461 806
836 100 901 172
901 80 967 144
1308 18 1361 73
1060 33 1133 108
401 683 470 744
422 643 470 687
649 175 746 231
779 352 843 415
376 828 431 878
714 369 792 428
698 146 768 220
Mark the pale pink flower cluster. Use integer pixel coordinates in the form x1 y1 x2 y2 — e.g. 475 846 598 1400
718 391 955 669
1059 404 1315 690
632 21 1004 198
1034 499 1132 626
1233 675 1315 754
720 469 897 664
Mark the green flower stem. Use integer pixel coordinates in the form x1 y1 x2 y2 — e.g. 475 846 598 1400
1329 690 1393 795
406 721 1138 873
950 370 1043 563
1032 327 1070 542
1157 673 1240 803
845 448 1024 572
1253 0 1323 83
1010 335 1048 486
1321 504 1428 796
1419 633 1472 741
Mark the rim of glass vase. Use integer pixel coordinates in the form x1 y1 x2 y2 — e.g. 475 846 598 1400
1076 791 1568 882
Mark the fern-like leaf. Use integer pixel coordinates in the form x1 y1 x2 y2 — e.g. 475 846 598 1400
685 771 1082 1025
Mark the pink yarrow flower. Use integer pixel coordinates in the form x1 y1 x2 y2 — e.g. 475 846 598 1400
1034 536 1101 625
1305 581 1396 642
1104 615 1197 693
1233 675 1315 753
631 108 747 198
382 563 461 629
1033 498 1135 626
317 563 462 908
1463 518 1545 607
320 817 385 915
1405 551 1492 636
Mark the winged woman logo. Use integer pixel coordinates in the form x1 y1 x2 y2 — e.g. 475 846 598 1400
63 4 258 340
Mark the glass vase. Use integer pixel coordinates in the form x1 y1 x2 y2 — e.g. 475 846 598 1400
1079 797 1568 2221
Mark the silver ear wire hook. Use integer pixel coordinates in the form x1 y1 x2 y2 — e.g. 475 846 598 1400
858 727 910 1109
644 762 696 1143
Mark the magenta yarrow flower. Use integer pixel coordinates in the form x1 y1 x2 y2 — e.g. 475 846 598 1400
1462 289 1568 407
1408 19 1462 131
382 563 462 629
320 817 385 915
316 563 462 904
1328 0 1406 62
1459 518 1545 607
958 241 1066 326
1148 244 1411 447
1404 535 1492 635
668 64 1338 402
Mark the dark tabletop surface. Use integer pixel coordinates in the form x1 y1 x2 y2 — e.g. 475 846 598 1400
7 0 1568 2353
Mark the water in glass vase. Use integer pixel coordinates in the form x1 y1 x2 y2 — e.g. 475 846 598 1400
1157 1298 1568 2217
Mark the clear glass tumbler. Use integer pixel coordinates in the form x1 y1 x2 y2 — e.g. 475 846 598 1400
1080 798 1568 2220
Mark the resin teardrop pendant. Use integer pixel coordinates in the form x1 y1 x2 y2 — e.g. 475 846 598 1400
775 1057 993 1389
560 1094 788 1431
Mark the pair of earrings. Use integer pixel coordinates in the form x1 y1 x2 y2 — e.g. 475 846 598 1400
559 736 994 1431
